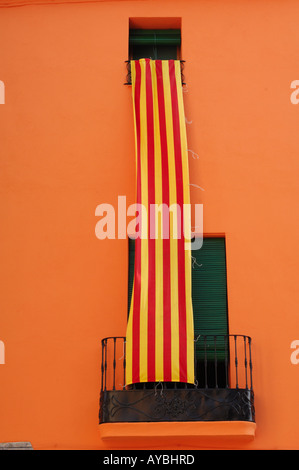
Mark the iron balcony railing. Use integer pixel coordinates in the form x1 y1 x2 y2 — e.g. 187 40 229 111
99 334 255 423
100 334 253 392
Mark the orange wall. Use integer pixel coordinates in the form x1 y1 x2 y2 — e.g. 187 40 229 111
1 0 299 450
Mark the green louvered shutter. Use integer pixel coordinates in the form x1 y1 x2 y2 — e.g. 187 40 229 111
129 29 180 60
129 29 181 46
191 237 228 360
127 237 229 359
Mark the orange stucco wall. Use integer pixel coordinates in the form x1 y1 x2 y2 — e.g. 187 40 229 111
1 0 299 450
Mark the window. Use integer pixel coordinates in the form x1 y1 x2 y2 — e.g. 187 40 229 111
129 29 181 60
127 237 229 387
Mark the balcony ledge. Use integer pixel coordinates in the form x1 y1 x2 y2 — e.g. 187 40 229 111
99 421 256 447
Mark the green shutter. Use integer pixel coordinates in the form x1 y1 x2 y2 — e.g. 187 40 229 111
192 238 228 336
129 29 180 60
191 237 228 360
129 29 181 46
127 237 229 359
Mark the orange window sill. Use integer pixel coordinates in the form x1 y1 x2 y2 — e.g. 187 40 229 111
99 421 256 447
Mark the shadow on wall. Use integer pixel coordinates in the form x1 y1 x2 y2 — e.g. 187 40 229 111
0 442 33 450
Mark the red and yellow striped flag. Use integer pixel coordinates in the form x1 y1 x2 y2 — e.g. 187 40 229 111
126 59 194 385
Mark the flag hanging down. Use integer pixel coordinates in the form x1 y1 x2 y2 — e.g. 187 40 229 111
125 59 194 385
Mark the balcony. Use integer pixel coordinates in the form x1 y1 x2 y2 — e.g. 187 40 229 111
99 335 255 426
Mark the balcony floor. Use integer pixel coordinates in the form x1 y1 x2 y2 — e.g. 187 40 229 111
99 420 256 448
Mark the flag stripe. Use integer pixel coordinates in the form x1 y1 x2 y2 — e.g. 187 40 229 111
146 59 156 382
169 60 187 383
156 60 172 382
131 60 141 384
139 59 148 383
175 61 194 383
162 60 180 382
151 60 164 381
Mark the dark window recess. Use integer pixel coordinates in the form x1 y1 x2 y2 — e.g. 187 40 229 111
128 237 135 317
129 29 181 60
128 237 229 388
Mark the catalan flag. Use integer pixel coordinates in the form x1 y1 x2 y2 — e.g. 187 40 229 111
126 59 194 385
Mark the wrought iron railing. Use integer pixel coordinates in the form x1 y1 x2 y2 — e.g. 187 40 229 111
124 60 186 86
100 334 253 392
99 334 255 423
